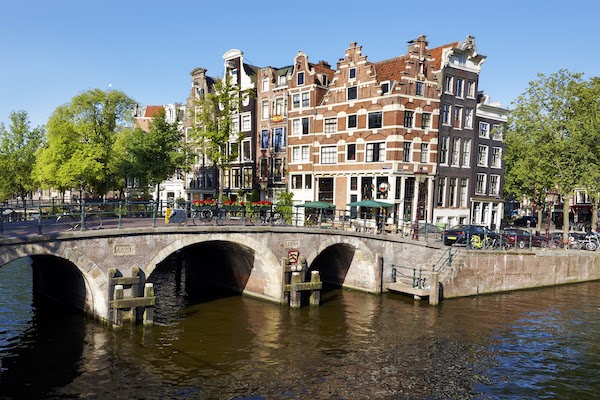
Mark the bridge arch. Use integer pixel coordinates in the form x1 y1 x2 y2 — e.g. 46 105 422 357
143 233 284 302
0 243 107 318
303 236 378 292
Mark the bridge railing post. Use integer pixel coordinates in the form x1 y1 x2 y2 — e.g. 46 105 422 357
37 204 42 235
118 201 123 229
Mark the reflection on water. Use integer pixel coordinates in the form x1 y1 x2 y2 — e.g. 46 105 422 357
1 257 599 399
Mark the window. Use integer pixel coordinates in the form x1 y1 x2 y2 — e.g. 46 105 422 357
321 146 337 164
366 142 385 162
448 178 457 207
455 78 464 97
467 80 476 97
347 114 357 129
292 145 310 162
291 174 302 189
490 175 500 195
278 75 286 85
272 128 285 152
492 124 503 140
465 108 473 129
442 104 451 124
437 177 445 206
451 137 460 166
404 111 414 128
273 159 283 182
232 168 240 188
462 139 471 166
324 118 336 133
421 113 431 129
350 177 358 191
347 143 356 161
262 76 269 92
231 116 239 134
297 71 304 85
479 122 489 138
368 111 382 129
242 140 251 161
274 97 285 116
241 114 251 131
261 100 269 120
259 159 268 178
478 145 488 166
459 178 468 207
403 141 412 162
229 142 239 160
243 167 253 188
420 143 429 163
381 82 390 95
439 136 448 164
347 86 357 100
349 67 356 79
445 76 453 93
491 147 502 168
260 130 268 149
292 117 310 135
304 174 312 189
292 93 300 108
416 81 424 96
302 92 310 108
453 106 462 129
476 174 486 195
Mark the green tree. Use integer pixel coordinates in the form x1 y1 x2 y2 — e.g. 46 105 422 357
0 110 44 202
191 73 248 204
119 109 192 201
33 89 136 197
505 70 588 242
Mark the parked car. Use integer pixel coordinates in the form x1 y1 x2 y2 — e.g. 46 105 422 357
513 216 537 227
443 224 500 246
503 228 546 249
410 222 444 239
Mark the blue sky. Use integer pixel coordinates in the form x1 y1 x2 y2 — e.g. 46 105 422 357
1 0 599 128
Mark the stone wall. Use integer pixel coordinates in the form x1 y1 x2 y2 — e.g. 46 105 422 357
442 250 600 298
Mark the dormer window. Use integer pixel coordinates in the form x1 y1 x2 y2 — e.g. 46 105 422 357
416 81 424 96
381 82 390 95
349 67 356 80
297 72 305 86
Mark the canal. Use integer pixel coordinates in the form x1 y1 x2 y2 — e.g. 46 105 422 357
0 257 599 399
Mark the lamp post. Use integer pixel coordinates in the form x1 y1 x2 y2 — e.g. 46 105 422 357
412 168 428 240
545 190 558 248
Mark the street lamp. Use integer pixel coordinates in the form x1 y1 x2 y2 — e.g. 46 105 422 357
545 190 559 248
412 167 428 240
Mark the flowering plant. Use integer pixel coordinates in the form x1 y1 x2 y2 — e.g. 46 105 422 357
193 199 216 207
251 200 273 208
223 199 245 207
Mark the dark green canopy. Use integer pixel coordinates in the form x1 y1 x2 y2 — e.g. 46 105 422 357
297 201 335 209
347 199 394 208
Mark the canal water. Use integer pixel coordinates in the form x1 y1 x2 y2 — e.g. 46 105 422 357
0 257 599 400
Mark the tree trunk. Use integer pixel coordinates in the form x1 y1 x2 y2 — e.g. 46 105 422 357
562 195 571 249
592 198 598 232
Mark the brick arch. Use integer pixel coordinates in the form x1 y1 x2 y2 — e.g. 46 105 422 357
143 233 283 302
303 236 378 291
0 243 108 319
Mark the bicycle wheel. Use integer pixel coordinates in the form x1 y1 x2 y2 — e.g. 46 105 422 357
85 214 103 230
58 214 77 231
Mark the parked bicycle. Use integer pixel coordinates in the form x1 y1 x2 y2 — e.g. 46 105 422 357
56 210 103 231
190 208 214 225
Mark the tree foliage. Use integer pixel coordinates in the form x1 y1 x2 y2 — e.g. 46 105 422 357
0 111 44 202
118 109 192 198
505 69 599 235
33 89 136 196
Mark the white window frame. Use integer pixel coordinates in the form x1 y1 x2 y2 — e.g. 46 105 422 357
442 104 451 125
320 146 337 164
462 139 471 167
347 86 357 101
476 174 486 195
262 76 269 92
261 100 269 120
241 139 252 161
421 112 431 130
439 136 448 164
347 114 357 129
479 122 489 138
241 113 251 131
324 117 337 134
465 108 473 129
366 142 386 162
297 71 305 86
420 143 429 163
349 67 356 80
491 147 502 168
478 144 488 167
459 178 468 207
451 137 460 166
455 78 464 98
490 174 500 195
445 76 453 93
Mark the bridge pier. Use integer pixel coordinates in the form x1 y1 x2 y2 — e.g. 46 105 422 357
108 267 156 327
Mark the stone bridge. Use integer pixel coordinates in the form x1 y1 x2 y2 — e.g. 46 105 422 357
0 226 446 324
